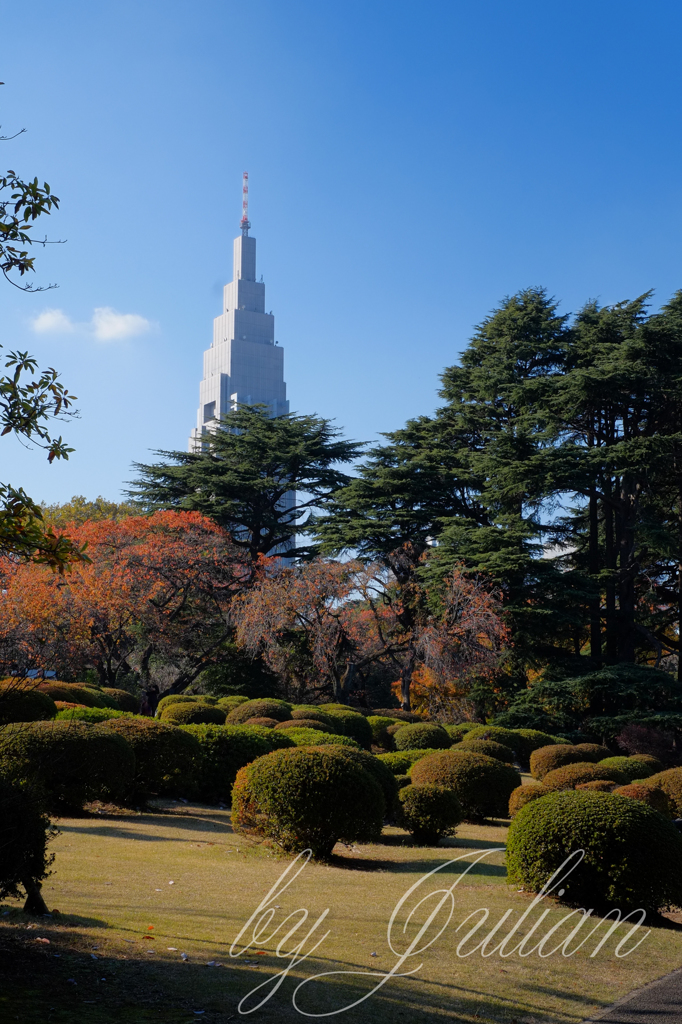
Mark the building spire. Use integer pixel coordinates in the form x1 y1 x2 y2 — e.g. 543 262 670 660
240 171 250 236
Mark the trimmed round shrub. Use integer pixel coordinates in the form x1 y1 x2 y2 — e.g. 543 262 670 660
387 723 405 738
275 718 328 732
156 694 198 713
245 716 279 728
217 695 250 710
180 724 273 802
102 717 200 801
0 777 55 911
575 742 611 761
102 688 139 713
576 780 616 793
231 746 385 857
641 767 682 816
394 723 451 751
398 784 462 844
542 762 627 791
513 729 558 761
280 727 360 749
370 708 422 723
367 715 399 747
38 682 109 709
599 756 656 783
242 725 296 749
0 721 135 812
159 702 226 726
629 753 665 774
377 749 444 775
226 699 293 725
83 687 120 709
507 790 682 913
463 726 523 754
508 784 549 817
312 745 398 814
443 723 476 743
458 738 515 763
0 686 57 725
530 744 590 780
613 783 671 815
291 707 339 731
55 706 127 723
316 705 373 749
411 750 521 819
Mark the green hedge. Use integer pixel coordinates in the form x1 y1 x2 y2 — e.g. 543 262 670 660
291 707 340 732
411 750 520 819
542 762 628 791
102 688 139 713
275 718 328 732
312 745 399 815
458 738 515 763
442 723 476 744
156 694 199 713
38 683 110 709
398 784 462 844
180 724 273 802
507 790 682 913
55 706 127 723
0 686 57 725
226 698 293 725
367 715 399 747
279 727 360 749
159 702 226 726
102 717 200 802
377 749 445 775
317 705 373 749
598 756 656 783
216 695 250 710
530 744 593 780
394 723 451 751
232 746 385 857
641 767 682 816
0 721 135 812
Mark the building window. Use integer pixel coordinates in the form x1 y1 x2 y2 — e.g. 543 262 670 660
203 401 216 423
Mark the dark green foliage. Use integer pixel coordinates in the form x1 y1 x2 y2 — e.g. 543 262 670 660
291 707 340 731
507 790 682 913
226 699 293 725
129 406 363 560
102 717 200 802
180 724 273 803
84 687 120 709
319 705 373 749
157 694 198 713
464 725 555 764
398 784 462 843
102 688 139 713
242 725 296 750
508 784 549 817
275 718 327 732
442 723 476 743
395 774 412 790
641 768 682 815
371 709 423 723
0 778 56 910
217 695 250 710
313 745 399 815
613 783 671 815
530 744 593 780
513 729 558 760
599 756 656 783
411 749 521 819
376 749 444 775
55 706 127 723
367 715 399 748
394 722 451 751
457 738 515 762
231 747 385 857
542 762 628 791
158 702 226 726
0 686 57 725
0 721 135 812
278 728 360 749
38 683 109 708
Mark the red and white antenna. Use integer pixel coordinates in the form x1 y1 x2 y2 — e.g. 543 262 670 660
241 171 250 233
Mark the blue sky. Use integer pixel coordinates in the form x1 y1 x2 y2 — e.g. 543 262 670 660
2 0 682 502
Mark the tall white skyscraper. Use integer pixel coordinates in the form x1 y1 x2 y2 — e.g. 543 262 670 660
189 180 289 449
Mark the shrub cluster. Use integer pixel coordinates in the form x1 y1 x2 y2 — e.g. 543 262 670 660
55 706 127 723
275 718 328 732
394 723 451 751
507 790 682 913
612 783 671 815
598 756 656 783
411 750 520 819
278 728 360 749
245 716 280 727
641 767 682 816
290 707 339 731
226 698 293 725
629 753 665 774
377 749 445 775
231 746 385 857
442 723 476 744
398 784 462 844
103 717 200 803
156 694 198 713
180 724 273 803
367 715 399 747
217 695 250 711
0 721 135 812
575 780 616 793
0 685 57 725
575 742 611 761
317 705 373 749
102 687 139 713
508 784 549 817
158 702 226 726
530 744 594 780
370 708 422 723
542 762 628 791
38 682 111 709
457 738 515 763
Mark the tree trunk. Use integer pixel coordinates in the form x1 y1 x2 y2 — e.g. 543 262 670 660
400 648 416 710
336 662 356 704
588 486 601 664
605 488 617 662
22 877 49 915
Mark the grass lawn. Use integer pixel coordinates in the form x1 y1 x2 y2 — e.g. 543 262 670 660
1 801 681 1023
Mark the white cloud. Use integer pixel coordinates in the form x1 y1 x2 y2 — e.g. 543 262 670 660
31 308 75 334
91 306 151 341
30 305 153 341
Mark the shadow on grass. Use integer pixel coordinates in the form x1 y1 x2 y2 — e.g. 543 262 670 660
58 813 234 843
328 852 506 877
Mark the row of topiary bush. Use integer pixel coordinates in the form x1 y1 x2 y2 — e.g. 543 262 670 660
0 679 140 726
